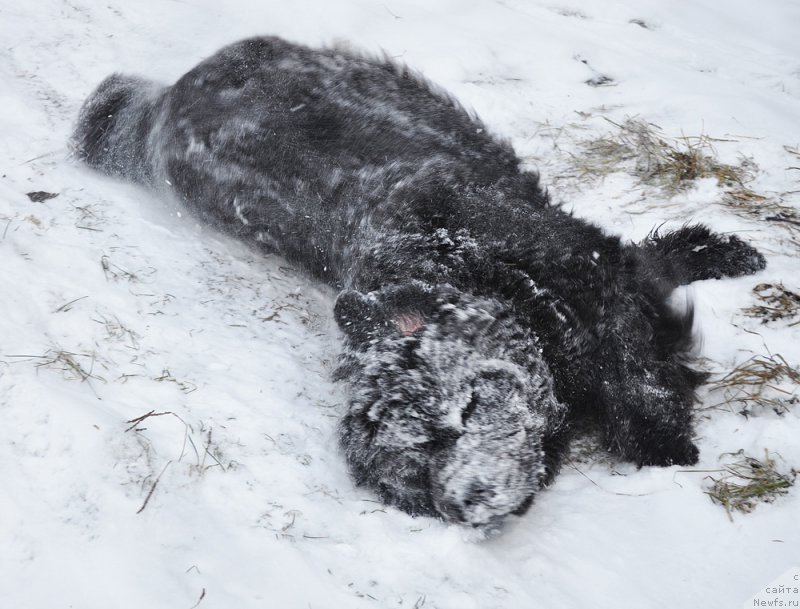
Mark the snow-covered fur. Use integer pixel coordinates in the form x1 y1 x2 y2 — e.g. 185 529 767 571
71 36 766 527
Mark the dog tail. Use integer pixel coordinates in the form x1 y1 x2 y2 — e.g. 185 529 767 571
641 224 766 286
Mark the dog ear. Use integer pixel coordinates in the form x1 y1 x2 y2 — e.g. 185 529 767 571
334 290 387 344
335 285 436 344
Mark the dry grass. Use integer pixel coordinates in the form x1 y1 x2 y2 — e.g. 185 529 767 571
566 118 800 246
124 410 230 513
569 117 752 193
706 450 796 520
71 203 105 232
1 347 107 398
743 282 800 325
723 190 800 247
100 253 156 283
707 352 800 415
154 368 198 394
19 347 107 385
101 254 138 282
92 312 142 348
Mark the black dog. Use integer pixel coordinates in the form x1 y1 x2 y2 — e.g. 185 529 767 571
72 36 765 527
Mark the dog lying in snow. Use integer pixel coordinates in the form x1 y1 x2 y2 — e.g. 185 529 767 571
72 36 766 527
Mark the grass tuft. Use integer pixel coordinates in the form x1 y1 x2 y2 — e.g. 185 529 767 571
706 450 796 520
723 191 800 247
743 282 800 325
154 368 198 394
569 117 751 192
565 117 800 246
124 409 230 513
33 348 106 384
707 352 800 415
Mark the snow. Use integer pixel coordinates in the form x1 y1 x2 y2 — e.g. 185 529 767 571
1 1 798 608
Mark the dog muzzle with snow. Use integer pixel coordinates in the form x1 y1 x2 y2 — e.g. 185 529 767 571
334 283 566 526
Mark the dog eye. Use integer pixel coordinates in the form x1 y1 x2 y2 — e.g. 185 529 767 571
461 392 479 426
430 426 463 443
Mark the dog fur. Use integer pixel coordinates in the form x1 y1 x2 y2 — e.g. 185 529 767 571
72 36 766 527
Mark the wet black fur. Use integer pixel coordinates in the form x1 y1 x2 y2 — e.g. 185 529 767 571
72 36 766 527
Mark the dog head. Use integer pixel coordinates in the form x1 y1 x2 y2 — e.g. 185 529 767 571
335 282 564 527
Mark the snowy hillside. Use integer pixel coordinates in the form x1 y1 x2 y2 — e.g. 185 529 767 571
1 1 798 608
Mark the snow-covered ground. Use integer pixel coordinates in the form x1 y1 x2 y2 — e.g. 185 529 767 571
1 1 798 608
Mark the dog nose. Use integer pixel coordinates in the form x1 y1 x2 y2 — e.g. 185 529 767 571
463 483 492 508
437 482 496 525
